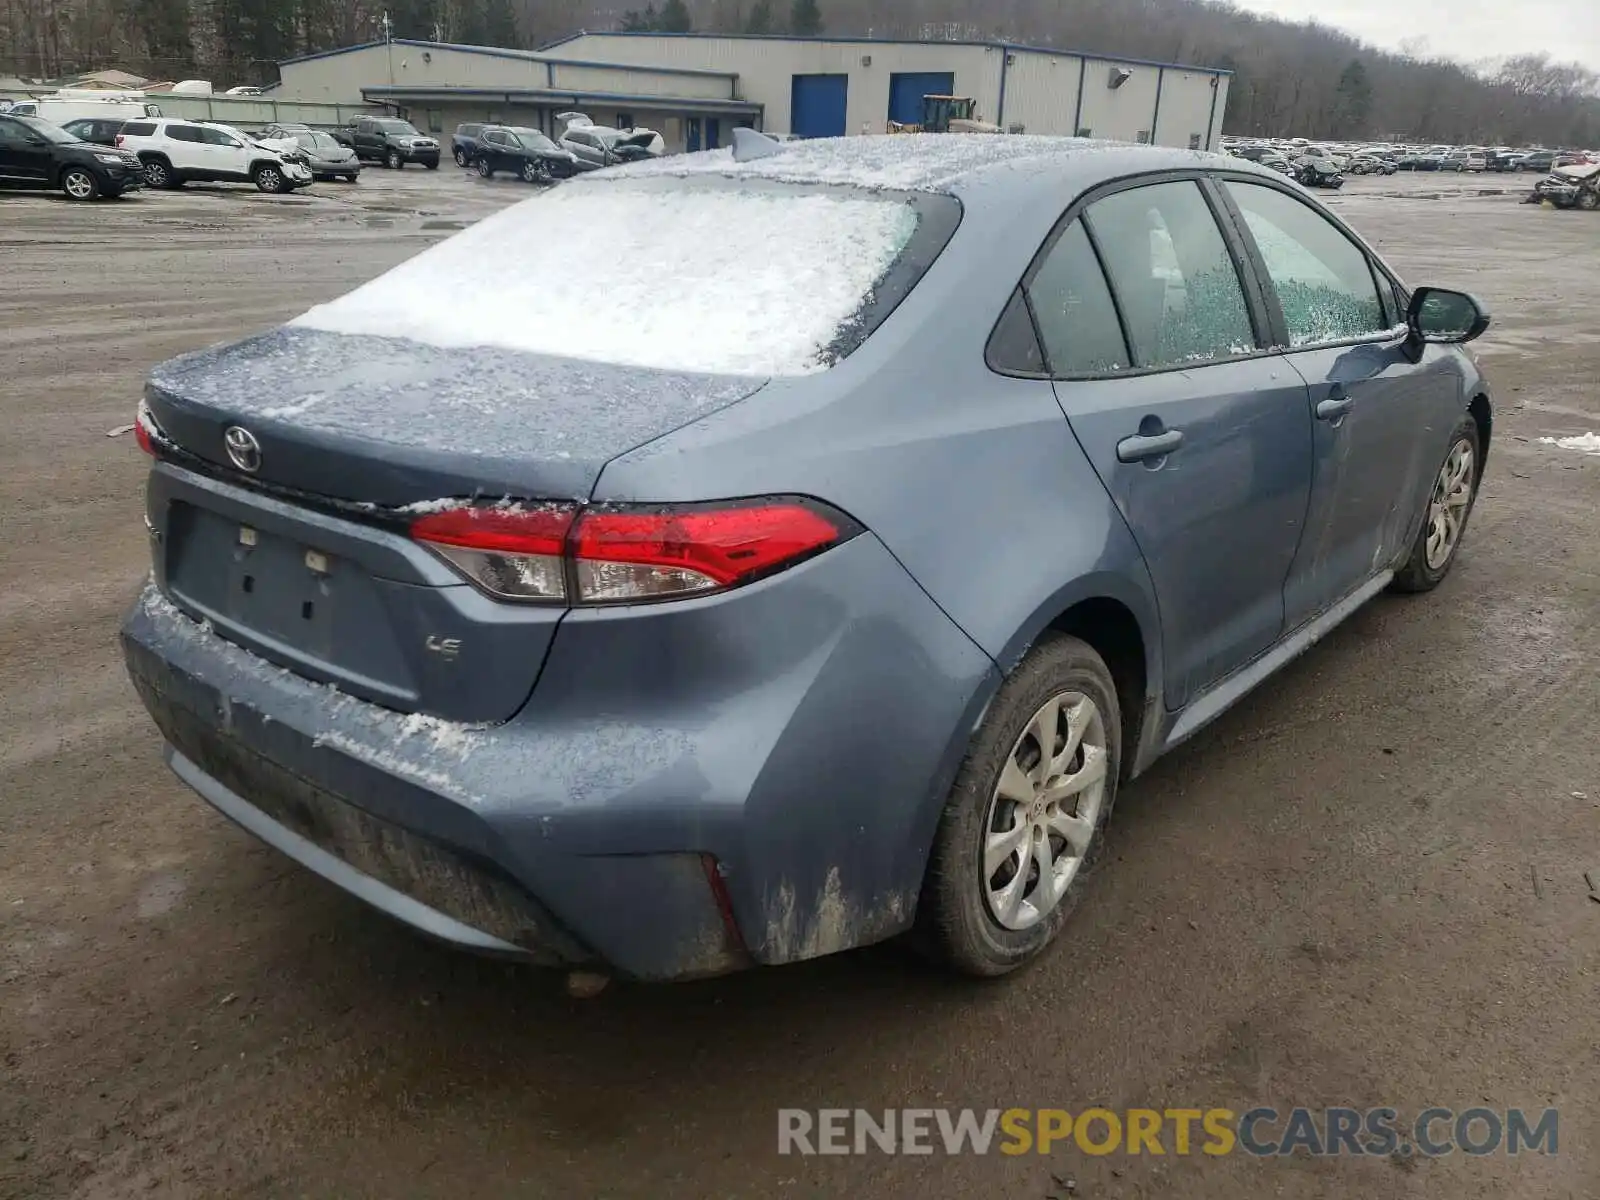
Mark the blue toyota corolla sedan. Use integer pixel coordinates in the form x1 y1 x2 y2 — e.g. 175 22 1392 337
122 133 1491 981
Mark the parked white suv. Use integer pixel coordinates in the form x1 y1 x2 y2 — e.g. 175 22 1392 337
115 118 313 193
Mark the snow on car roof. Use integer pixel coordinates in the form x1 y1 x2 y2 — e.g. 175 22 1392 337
596 133 1213 194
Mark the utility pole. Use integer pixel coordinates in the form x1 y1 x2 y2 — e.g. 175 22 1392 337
384 12 395 86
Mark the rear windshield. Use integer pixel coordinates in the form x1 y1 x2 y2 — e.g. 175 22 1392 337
294 178 961 377
510 128 557 152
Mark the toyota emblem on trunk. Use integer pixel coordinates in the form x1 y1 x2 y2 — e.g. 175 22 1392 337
223 426 262 473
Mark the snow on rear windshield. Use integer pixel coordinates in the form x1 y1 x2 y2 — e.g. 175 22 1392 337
292 183 920 377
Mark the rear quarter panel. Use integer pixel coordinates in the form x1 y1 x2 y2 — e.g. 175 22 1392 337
593 168 1165 777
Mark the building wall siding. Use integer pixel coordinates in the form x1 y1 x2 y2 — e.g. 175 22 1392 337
1074 61 1162 144
1154 69 1224 149
556 34 1003 135
998 50 1085 135
280 45 735 106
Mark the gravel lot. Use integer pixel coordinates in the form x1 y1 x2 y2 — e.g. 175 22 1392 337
2 165 1598 1199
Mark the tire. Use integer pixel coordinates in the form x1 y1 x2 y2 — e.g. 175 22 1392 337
424 159 438 170
918 634 1121 977
343 174 359 183
476 158 493 178
141 156 179 189
1391 415 1482 594
1577 190 1599 212
453 147 467 166
386 149 402 170
253 164 288 194
60 166 99 201
520 160 547 184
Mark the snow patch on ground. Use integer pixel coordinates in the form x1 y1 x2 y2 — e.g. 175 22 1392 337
1539 432 1600 455
292 185 918 377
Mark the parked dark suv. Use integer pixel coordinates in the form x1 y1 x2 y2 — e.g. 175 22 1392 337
472 126 580 183
338 116 440 170
0 112 144 200
59 116 128 146
452 122 484 167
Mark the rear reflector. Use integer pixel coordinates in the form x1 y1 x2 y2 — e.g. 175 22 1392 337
411 498 855 605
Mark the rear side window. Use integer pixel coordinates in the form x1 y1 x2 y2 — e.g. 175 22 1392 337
293 179 960 377
987 289 1047 375
121 121 155 136
1026 220 1129 375
166 125 203 143
1224 181 1387 346
1085 181 1257 369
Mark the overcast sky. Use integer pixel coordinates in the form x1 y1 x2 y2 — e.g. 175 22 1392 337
1226 0 1600 71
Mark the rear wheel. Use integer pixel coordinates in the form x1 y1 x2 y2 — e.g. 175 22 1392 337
141 156 179 189
919 634 1120 977
60 166 99 201
453 147 467 166
1392 416 1481 593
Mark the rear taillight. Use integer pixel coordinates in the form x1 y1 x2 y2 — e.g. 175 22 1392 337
411 498 854 605
134 401 161 456
114 134 124 147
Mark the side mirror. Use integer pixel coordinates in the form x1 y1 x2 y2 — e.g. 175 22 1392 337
1407 287 1490 345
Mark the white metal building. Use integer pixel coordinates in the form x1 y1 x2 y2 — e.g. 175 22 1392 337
272 33 1231 155
546 33 1231 150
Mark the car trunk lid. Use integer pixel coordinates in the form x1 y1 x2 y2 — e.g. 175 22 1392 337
142 327 767 722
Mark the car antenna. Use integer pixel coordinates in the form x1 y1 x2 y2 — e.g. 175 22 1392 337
732 127 785 162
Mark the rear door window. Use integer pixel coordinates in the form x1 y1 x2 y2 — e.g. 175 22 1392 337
166 125 203 143
1085 181 1258 369
1223 181 1388 346
1026 220 1129 375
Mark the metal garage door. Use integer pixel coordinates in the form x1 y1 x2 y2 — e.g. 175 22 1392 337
789 74 848 138
888 72 956 126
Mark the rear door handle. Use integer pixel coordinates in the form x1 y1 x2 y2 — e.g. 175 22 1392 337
1116 429 1184 463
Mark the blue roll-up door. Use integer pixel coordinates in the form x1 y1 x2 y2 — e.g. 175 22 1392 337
887 72 956 126
790 74 848 138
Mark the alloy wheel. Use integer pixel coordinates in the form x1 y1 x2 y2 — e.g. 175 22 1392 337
982 691 1109 931
62 169 95 200
1424 438 1475 570
257 167 282 193
143 160 167 187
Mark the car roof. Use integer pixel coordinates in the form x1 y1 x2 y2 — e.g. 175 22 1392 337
600 134 1263 199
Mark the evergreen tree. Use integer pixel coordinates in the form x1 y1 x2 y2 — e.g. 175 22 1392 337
1334 59 1373 136
659 0 693 32
789 0 822 35
745 0 774 34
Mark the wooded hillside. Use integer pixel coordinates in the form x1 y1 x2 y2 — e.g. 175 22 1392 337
4 0 1597 146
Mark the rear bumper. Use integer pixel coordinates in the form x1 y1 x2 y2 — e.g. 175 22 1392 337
121 529 997 980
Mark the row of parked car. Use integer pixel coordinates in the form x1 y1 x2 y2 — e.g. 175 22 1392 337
1224 137 1597 179
447 115 664 183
